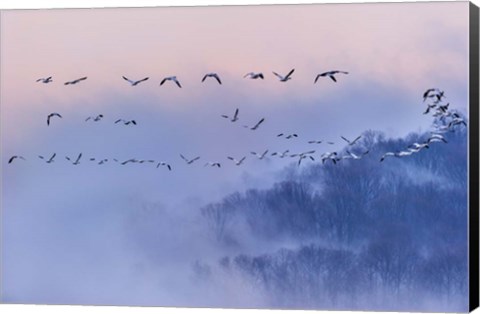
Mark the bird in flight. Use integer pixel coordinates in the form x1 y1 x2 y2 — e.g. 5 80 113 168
251 150 269 160
341 135 362 146
314 71 349 83
297 154 315 166
121 159 139 165
39 153 56 163
272 69 295 82
271 150 290 158
156 162 172 171
423 88 445 103
343 150 369 160
36 76 52 84
427 133 448 144
180 154 200 165
122 76 149 86
8 155 26 164
380 150 415 162
221 108 239 122
205 162 221 168
47 113 62 126
448 117 467 128
227 156 246 166
202 73 222 85
160 76 182 88
320 151 339 164
64 77 87 85
244 118 265 130
115 119 137 125
65 153 82 165
408 142 429 150
244 72 264 80
423 103 437 115
85 114 104 122
290 150 315 158
277 133 298 139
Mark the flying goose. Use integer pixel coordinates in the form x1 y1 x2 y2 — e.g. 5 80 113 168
36 76 52 84
221 108 239 122
272 69 295 82
409 142 429 150
423 88 440 101
205 162 221 168
47 113 62 126
423 103 437 115
314 71 348 83
427 133 448 144
115 119 137 125
423 88 445 103
308 140 323 144
122 76 149 86
297 154 315 166
121 159 139 165
98 159 109 165
202 73 222 85
437 103 450 113
160 76 182 88
433 91 446 103
8 155 26 164
39 153 56 163
156 162 172 171
244 72 264 79
85 114 104 122
277 133 298 139
343 150 369 160
271 150 290 158
227 156 246 165
180 154 200 164
290 150 315 158
448 117 467 128
341 135 362 146
138 159 155 164
380 150 415 162
65 153 82 165
320 152 339 164
64 77 87 85
243 118 265 130
251 150 269 160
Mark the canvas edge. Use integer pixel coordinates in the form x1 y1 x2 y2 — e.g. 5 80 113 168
469 1 480 312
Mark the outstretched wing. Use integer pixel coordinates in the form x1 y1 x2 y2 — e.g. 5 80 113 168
272 72 282 80
122 76 133 84
285 68 295 79
252 118 265 129
340 136 350 144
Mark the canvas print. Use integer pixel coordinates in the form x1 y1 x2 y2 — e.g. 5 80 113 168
0 2 477 312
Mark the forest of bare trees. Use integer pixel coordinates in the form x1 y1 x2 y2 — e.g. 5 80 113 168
197 126 468 311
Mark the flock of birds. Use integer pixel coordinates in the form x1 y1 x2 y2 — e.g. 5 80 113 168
379 88 466 162
34 69 350 88
7 80 467 171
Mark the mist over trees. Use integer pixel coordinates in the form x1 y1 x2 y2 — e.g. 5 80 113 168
198 126 468 311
